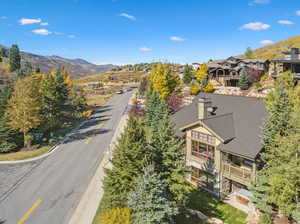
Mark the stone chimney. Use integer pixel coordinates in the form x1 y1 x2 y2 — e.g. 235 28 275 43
198 98 212 120
291 48 300 59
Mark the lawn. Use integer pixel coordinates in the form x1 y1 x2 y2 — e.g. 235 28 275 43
0 145 52 161
187 188 247 224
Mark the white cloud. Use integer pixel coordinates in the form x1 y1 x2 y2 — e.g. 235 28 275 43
253 0 270 4
296 10 300 16
32 29 52 35
68 34 76 38
139 47 151 52
40 22 49 26
260 40 274 45
170 36 186 42
0 16 7 19
19 18 41 25
278 20 294 25
119 13 136 20
240 22 270 31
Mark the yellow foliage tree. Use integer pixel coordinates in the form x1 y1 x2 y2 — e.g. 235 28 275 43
149 63 180 100
64 74 73 91
193 64 208 83
6 76 42 148
203 83 215 93
100 207 132 224
190 84 200 95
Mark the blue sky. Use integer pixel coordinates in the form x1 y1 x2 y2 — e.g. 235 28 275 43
0 0 300 64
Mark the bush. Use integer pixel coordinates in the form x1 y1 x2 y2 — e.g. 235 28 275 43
260 73 269 81
190 84 200 95
100 207 132 224
253 82 262 89
82 110 93 117
259 213 272 224
203 83 214 93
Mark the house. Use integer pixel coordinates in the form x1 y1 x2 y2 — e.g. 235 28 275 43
207 57 269 87
269 48 300 79
172 93 267 211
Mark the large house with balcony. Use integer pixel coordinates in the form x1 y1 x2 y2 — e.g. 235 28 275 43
207 57 269 87
172 93 267 210
269 48 300 79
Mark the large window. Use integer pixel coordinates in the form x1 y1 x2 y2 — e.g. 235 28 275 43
191 166 215 191
191 130 215 145
191 140 214 160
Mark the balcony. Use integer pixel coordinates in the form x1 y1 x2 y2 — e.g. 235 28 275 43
222 162 253 186
191 150 214 162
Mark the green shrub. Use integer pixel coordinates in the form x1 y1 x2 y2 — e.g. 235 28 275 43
253 82 261 89
259 213 272 224
260 74 269 81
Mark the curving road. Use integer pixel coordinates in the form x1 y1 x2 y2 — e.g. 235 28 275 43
0 92 131 224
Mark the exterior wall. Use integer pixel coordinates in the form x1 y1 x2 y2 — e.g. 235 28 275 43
185 123 257 197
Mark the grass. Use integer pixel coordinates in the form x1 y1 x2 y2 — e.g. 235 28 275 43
187 188 247 224
86 94 114 107
0 145 52 161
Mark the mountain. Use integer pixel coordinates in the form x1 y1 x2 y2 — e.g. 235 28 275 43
249 35 300 60
0 45 118 78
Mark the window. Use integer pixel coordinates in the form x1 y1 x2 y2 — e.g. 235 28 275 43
191 140 214 160
191 131 215 145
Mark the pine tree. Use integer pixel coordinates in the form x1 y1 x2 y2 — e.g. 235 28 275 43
40 68 69 131
182 64 193 84
102 116 150 210
9 44 21 72
0 116 17 152
6 76 41 148
238 69 249 90
128 165 178 224
147 97 192 205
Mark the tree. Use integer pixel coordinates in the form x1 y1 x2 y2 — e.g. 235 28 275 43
245 47 254 59
128 165 178 224
6 76 41 148
102 116 150 210
138 76 148 96
167 91 183 113
149 63 180 100
0 47 7 58
238 69 249 90
0 84 18 152
250 72 300 221
100 207 132 224
147 100 192 205
9 44 21 72
40 68 69 132
192 64 208 88
182 64 193 84
246 67 264 83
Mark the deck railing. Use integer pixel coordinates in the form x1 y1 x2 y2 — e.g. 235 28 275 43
222 162 252 185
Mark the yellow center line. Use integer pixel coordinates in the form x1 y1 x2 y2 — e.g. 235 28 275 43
18 199 42 224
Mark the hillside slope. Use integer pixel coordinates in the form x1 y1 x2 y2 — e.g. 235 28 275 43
250 35 300 60
0 45 118 78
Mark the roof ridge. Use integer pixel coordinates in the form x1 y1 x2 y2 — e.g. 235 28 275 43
203 112 233 120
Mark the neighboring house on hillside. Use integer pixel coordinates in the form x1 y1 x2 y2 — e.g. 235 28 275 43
172 93 267 211
269 48 300 79
207 57 269 87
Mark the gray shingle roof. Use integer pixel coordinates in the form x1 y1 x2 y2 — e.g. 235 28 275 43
171 93 268 159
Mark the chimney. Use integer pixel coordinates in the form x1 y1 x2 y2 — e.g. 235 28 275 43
198 98 212 120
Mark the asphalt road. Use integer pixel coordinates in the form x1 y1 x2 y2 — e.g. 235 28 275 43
0 92 132 224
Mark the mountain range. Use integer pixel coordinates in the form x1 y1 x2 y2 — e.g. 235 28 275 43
1 45 118 78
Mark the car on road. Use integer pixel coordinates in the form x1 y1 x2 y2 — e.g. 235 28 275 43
116 90 123 94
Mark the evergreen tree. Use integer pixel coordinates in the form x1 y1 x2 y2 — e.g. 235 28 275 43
102 116 150 210
6 76 41 148
147 96 192 205
0 85 18 152
128 165 178 224
40 68 69 131
245 47 254 59
238 69 249 90
9 44 21 72
182 64 193 84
